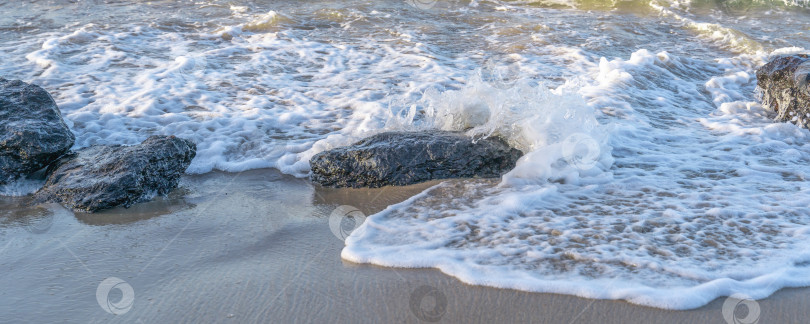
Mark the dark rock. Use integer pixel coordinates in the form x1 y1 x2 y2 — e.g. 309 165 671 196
756 54 810 127
0 79 75 184
310 131 523 188
33 135 196 213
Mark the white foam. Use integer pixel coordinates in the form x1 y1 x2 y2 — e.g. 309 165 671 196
381 68 614 185
4 1 810 310
345 47 810 309
12 17 458 176
0 179 45 196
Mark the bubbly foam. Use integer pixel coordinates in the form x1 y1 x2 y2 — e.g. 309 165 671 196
384 68 613 180
0 179 45 197
9 13 452 176
345 46 810 309
3 0 810 310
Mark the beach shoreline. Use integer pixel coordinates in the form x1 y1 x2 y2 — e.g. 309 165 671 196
1 168 807 323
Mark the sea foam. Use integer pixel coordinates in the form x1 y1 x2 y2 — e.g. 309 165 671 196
4 0 810 310
344 47 810 310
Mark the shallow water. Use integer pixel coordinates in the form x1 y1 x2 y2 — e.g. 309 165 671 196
5 169 810 323
2 0 810 311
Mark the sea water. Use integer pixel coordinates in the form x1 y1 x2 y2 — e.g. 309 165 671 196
1 0 810 310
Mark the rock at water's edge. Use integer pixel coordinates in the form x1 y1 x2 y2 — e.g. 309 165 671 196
0 79 75 184
310 131 523 188
756 54 810 127
33 135 196 213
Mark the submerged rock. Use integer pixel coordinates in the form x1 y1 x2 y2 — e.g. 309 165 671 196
756 54 810 127
0 79 75 184
310 131 523 188
34 135 196 213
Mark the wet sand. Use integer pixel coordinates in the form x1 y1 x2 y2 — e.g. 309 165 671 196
1 168 808 323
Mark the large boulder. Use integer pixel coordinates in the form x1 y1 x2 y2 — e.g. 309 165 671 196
756 54 810 127
0 78 75 184
33 135 196 213
310 131 523 188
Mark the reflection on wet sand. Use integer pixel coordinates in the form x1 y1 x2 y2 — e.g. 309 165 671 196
312 179 443 216
73 189 195 226
1 168 810 323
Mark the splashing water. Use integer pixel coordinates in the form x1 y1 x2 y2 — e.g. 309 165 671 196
2 0 810 310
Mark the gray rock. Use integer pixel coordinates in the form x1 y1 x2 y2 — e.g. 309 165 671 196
0 78 75 184
310 131 523 188
756 54 810 127
33 135 196 213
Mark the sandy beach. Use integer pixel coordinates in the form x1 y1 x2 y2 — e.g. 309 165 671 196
4 0 810 322
0 168 805 323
